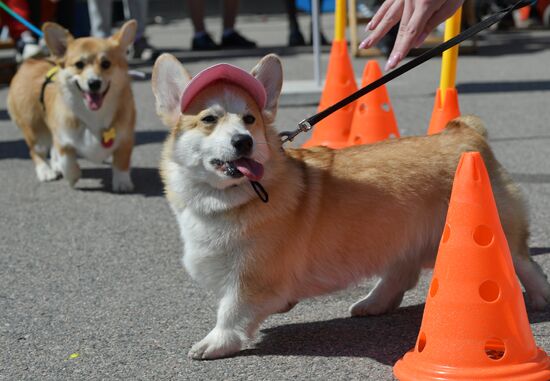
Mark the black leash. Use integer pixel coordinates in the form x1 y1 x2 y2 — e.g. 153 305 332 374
279 0 534 144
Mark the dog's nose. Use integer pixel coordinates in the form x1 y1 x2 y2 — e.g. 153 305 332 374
231 134 253 156
88 79 102 92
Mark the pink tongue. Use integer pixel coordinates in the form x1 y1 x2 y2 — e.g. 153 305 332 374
234 158 264 181
84 92 103 111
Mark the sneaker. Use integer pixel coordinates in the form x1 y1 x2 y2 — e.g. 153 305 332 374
192 33 219 51
220 30 256 49
15 31 43 62
130 36 159 61
288 29 306 46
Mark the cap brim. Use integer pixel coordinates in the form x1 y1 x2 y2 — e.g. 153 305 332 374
180 63 267 112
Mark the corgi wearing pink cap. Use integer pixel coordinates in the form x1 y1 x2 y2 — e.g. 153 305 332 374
152 53 550 360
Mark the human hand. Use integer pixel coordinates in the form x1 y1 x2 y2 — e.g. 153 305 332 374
359 0 465 71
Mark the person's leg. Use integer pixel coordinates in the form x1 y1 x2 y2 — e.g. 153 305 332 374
123 0 146 39
220 0 256 48
187 0 218 50
88 0 112 38
187 0 206 33
123 0 158 60
285 0 306 46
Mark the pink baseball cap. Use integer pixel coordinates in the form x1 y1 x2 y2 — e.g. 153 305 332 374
180 63 267 112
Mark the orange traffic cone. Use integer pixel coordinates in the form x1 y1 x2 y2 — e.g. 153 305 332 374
393 152 550 381
347 60 399 145
427 88 460 135
303 40 358 149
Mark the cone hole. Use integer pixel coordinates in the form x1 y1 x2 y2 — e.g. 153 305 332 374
388 133 396 139
485 338 505 360
479 280 500 302
359 103 367 114
354 137 362 145
441 224 451 244
417 332 426 353
381 103 391 112
473 225 494 247
429 278 439 298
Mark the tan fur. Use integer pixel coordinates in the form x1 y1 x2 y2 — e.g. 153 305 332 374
153 54 550 360
7 21 137 191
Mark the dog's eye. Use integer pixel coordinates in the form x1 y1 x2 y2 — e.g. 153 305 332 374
75 61 85 70
201 115 217 124
101 60 111 70
243 114 255 124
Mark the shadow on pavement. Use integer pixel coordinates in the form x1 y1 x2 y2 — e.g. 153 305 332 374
0 139 29 159
456 80 550 94
0 109 10 120
79 167 164 197
531 247 550 256
511 173 550 184
0 131 168 161
242 304 424 364
135 130 168 146
476 30 550 56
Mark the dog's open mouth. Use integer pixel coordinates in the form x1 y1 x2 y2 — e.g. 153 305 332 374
211 158 264 182
76 82 110 111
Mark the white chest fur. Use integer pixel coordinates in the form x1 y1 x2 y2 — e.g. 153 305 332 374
177 208 242 292
57 123 119 163
56 84 121 163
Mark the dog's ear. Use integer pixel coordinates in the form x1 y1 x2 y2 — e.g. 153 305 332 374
43 22 73 58
251 54 283 124
152 54 191 127
111 19 137 51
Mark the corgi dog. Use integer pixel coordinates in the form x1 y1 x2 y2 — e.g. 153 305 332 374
7 20 137 192
151 53 550 360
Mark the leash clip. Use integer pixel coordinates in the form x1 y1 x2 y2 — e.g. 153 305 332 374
279 119 313 145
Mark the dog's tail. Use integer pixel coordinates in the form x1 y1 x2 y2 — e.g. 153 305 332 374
447 115 488 139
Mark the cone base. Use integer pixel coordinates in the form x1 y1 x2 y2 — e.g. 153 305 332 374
394 347 550 381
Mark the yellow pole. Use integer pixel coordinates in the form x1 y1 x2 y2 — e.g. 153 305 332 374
334 0 347 41
439 7 462 102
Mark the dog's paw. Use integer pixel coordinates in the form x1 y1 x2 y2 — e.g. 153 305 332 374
349 294 403 317
112 169 134 193
35 162 59 182
527 282 550 310
61 163 81 188
188 328 242 360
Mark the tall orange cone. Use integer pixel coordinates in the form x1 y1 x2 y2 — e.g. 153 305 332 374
347 60 399 145
427 87 460 135
393 152 550 381
302 39 358 149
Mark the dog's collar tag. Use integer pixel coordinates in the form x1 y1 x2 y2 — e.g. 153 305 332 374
101 127 116 148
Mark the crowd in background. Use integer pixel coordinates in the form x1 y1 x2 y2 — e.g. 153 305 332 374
0 0 547 63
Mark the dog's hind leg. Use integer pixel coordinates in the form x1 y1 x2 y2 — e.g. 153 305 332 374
350 258 421 317
510 232 550 309
23 127 58 182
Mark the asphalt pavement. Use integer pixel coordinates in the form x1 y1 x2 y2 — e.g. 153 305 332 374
1 13 550 381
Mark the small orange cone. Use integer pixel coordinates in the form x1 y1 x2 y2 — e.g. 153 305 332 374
393 152 550 381
303 40 358 149
427 88 460 135
347 60 399 145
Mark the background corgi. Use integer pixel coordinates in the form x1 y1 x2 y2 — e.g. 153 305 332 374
7 20 137 192
152 53 550 360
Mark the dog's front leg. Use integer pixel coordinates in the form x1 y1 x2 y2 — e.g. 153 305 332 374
189 289 256 360
112 135 134 193
54 143 81 187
